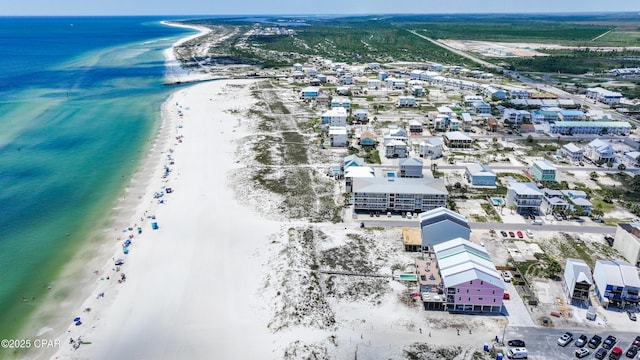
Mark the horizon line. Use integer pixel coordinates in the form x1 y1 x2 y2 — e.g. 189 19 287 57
0 11 638 18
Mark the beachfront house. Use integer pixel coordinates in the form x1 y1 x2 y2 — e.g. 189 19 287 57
418 208 470 251
506 182 544 215
408 119 423 135
328 127 348 147
540 188 568 215
419 138 443 159
353 109 369 122
398 157 423 178
316 93 329 107
385 78 406 90
385 139 408 158
352 177 448 213
443 131 472 149
585 139 616 164
531 110 559 123
343 154 365 170
482 85 506 100
502 108 530 124
300 86 320 99
435 238 504 313
359 132 376 146
464 95 483 106
563 258 593 307
331 97 351 109
562 143 584 163
560 190 592 216
465 163 496 187
531 160 556 182
321 107 348 127
471 101 491 115
397 96 417 107
593 260 640 308
402 227 422 252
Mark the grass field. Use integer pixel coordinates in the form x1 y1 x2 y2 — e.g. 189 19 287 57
180 13 640 76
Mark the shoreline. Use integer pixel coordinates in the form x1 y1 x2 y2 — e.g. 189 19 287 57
49 78 278 359
160 21 215 84
10 23 218 360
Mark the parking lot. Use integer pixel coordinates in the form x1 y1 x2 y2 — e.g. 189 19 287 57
503 327 639 359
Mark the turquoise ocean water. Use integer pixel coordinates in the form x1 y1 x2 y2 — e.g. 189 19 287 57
0 17 193 337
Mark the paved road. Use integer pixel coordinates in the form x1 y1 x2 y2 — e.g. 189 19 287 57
358 218 615 234
407 30 501 71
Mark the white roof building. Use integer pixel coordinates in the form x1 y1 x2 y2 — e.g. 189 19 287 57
563 258 593 305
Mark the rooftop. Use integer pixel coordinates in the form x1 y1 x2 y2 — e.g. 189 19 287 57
562 143 583 153
353 177 447 195
444 131 472 141
466 163 495 177
508 182 543 196
533 160 556 171
402 227 421 246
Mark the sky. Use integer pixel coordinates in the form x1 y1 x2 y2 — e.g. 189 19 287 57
2 0 638 16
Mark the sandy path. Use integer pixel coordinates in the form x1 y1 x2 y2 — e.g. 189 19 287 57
51 79 281 359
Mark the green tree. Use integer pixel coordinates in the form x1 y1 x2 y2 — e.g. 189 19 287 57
606 161 614 170
589 171 598 181
618 163 627 171
526 135 534 143
546 258 563 279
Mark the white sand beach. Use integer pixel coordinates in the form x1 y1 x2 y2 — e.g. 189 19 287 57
161 21 214 84
49 79 281 359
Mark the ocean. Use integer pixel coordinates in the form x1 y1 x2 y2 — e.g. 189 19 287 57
0 16 193 337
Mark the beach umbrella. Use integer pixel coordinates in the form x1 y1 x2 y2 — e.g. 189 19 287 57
124 239 131 246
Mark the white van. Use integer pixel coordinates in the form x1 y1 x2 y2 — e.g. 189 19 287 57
507 347 528 359
532 220 543 225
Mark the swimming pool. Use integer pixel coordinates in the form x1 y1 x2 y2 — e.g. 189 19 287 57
397 273 417 281
490 197 504 206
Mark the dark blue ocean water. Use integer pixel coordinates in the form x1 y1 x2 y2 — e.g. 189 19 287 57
0 17 194 335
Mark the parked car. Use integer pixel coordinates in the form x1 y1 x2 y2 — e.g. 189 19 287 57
632 336 640 348
501 231 508 237
517 231 523 239
595 348 608 359
508 339 525 347
588 335 602 349
625 346 638 358
503 292 511 300
575 348 590 358
575 334 588 348
626 310 636 321
554 213 563 221
603 335 617 350
558 332 574 346
509 231 515 238
502 271 512 282
609 347 622 360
